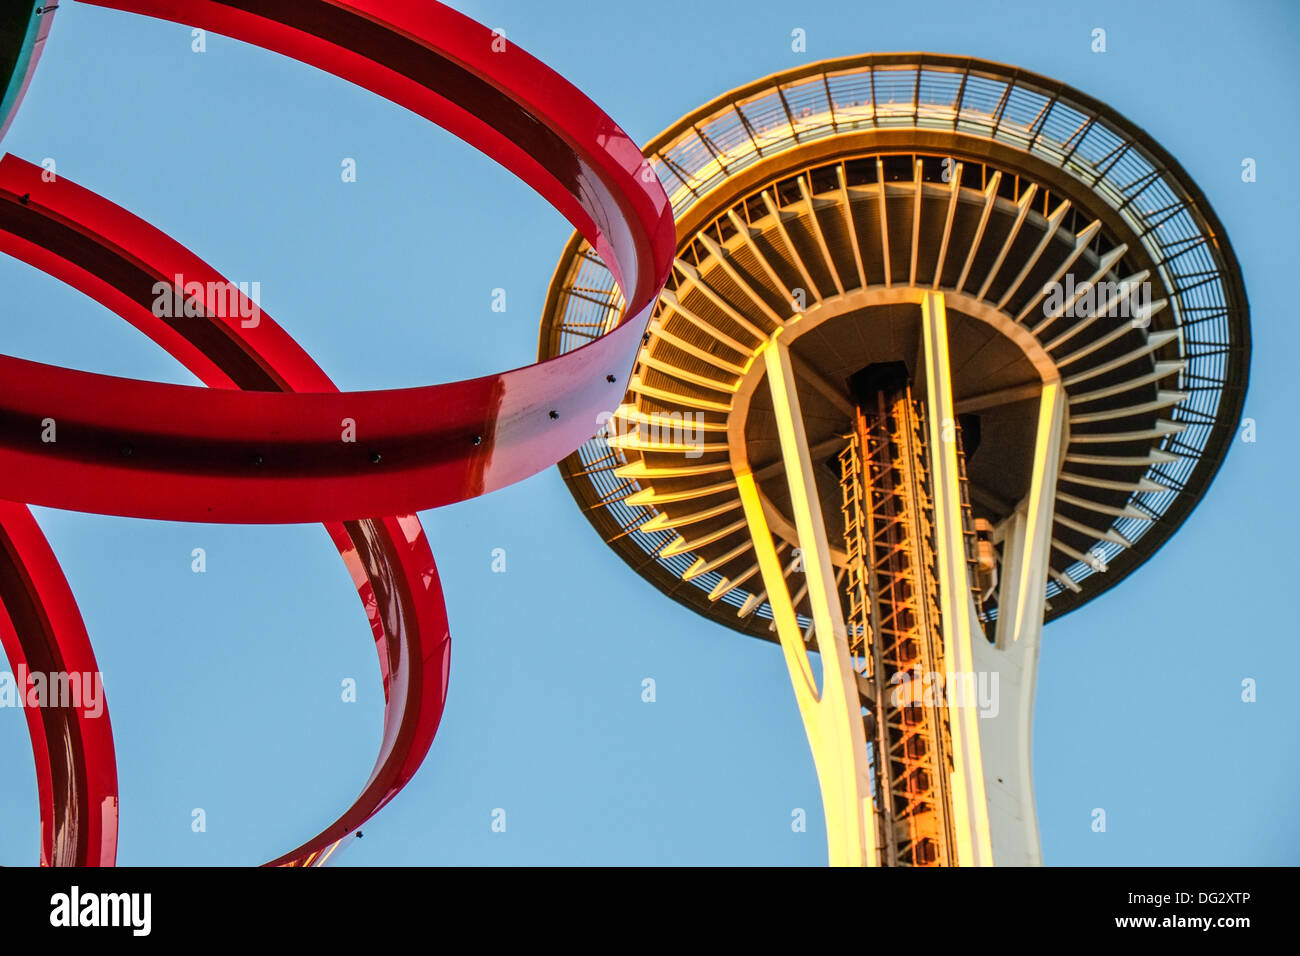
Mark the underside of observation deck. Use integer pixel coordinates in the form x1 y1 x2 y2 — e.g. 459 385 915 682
540 54 1249 646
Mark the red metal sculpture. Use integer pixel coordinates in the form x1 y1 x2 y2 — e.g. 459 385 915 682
0 499 118 866
0 0 673 865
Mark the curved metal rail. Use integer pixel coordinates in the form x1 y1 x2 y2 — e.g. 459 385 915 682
0 0 673 864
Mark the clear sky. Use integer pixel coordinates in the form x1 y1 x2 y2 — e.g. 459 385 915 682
0 0 1295 866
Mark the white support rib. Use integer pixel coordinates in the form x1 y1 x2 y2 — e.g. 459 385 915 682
799 175 845 295
639 497 742 533
909 158 924 287
1033 249 1133 341
726 208 796 311
954 171 1001 292
1054 490 1154 521
1052 538 1108 573
1036 257 1139 343
658 289 754 355
1014 219 1103 323
624 377 732 413
761 190 822 304
626 479 739 506
932 161 963 289
607 429 729 455
674 257 768 342
736 542 792 617
995 198 1071 310
1063 448 1180 466
646 318 749 375
920 291 994 867
685 538 753 584
1049 566 1082 593
977 183 1037 301
738 547 800 618
660 517 749 558
779 577 812 626
638 353 739 394
836 164 868 291
609 403 729 433
707 553 761 599
615 459 732 480
876 158 893 286
994 380 1064 650
1053 512 1132 548
1058 324 1174 378
1067 361 1185 404
696 233 786 327
1058 471 1170 494
1067 419 1186 443
976 378 1063 867
734 333 877 867
1068 391 1188 424
714 540 787 600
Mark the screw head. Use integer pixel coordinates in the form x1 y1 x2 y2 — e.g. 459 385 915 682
606 374 616 383
250 453 264 466
472 435 483 446
119 444 133 457
548 410 559 420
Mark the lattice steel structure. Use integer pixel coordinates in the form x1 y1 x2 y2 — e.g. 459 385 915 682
540 54 1249 865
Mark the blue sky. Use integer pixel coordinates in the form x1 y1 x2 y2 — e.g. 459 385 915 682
0 0 1295 865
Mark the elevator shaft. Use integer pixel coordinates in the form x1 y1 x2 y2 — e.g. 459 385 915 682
839 381 985 866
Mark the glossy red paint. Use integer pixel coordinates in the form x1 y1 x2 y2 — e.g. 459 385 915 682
0 0 675 523
0 0 671 865
1 153 452 867
0 500 118 867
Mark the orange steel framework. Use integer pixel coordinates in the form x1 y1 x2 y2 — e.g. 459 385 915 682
841 391 957 866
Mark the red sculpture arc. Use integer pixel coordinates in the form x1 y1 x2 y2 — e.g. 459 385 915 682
0 0 673 865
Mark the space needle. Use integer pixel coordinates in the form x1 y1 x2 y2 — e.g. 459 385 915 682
539 54 1249 866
